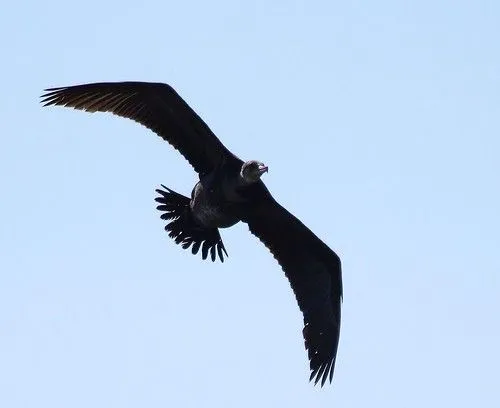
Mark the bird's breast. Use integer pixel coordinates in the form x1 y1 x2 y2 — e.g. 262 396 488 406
190 181 240 229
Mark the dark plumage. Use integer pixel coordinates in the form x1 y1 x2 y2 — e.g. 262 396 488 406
40 81 343 386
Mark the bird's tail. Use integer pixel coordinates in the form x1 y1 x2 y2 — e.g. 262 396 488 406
154 185 228 262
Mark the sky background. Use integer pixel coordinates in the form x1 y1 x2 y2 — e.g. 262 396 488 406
1 0 499 406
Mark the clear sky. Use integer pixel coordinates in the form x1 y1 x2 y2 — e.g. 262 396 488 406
1 0 499 406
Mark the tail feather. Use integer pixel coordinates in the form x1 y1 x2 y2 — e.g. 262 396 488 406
155 185 228 262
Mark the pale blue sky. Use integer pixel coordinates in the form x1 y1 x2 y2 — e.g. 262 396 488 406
1 1 499 406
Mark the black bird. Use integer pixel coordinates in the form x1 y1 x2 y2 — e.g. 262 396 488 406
40 82 343 386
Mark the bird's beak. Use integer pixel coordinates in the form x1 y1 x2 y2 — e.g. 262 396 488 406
258 165 269 175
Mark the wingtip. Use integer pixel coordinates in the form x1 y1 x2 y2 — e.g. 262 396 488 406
308 360 335 387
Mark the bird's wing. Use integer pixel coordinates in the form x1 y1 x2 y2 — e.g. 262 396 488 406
244 191 342 386
41 81 238 175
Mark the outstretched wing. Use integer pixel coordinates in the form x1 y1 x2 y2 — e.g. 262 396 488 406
41 81 236 175
244 191 342 386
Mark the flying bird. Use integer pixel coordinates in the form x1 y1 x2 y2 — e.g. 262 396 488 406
40 81 343 386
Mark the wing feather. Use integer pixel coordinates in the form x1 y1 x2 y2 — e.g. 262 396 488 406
245 196 342 386
41 81 237 175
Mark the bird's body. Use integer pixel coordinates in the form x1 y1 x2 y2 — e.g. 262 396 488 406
189 163 244 229
41 81 343 386
190 180 240 229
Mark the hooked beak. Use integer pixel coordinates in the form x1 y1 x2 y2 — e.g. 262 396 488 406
258 165 269 175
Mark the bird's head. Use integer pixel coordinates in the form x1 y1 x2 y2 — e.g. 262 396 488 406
241 160 269 183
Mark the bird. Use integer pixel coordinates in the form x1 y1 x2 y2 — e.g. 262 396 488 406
40 81 343 386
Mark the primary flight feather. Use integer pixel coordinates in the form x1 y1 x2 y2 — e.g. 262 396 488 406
41 81 343 386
